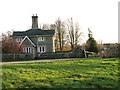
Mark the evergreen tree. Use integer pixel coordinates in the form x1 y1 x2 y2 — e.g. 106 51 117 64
86 28 99 53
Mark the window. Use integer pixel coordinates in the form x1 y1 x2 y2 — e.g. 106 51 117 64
104 48 107 50
38 47 45 53
16 37 23 42
23 48 25 52
38 37 44 41
23 47 32 53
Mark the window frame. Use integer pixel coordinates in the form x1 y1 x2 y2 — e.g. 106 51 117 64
16 37 23 42
23 47 32 53
38 46 45 53
38 37 45 41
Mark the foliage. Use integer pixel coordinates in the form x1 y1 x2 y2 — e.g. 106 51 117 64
86 28 99 53
2 58 119 88
86 37 99 53
2 32 24 54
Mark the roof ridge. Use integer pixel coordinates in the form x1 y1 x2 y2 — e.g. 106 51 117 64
12 29 55 36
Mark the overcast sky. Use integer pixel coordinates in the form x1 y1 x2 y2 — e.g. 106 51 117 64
0 0 119 44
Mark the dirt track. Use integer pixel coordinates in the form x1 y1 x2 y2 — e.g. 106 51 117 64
0 58 80 65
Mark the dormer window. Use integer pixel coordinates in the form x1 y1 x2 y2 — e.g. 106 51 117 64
38 37 44 41
16 37 23 42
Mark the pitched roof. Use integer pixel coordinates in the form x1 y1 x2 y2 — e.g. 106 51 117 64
19 36 36 47
12 29 55 36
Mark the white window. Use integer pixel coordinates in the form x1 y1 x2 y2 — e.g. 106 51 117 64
23 48 25 53
38 37 44 41
16 37 23 42
23 47 32 53
38 47 45 53
104 48 107 50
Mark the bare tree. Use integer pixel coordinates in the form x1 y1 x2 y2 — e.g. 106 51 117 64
55 18 66 51
41 24 50 30
74 22 83 48
66 18 83 49
39 17 83 51
41 24 56 30
97 40 103 51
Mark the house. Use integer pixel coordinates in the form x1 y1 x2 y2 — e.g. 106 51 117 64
11 14 55 58
103 43 120 57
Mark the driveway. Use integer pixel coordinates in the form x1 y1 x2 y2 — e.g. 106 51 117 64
0 58 80 65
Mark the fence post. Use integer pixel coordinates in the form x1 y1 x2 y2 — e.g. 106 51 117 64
84 50 87 58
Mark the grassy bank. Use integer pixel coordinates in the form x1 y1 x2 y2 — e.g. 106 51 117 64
2 58 119 88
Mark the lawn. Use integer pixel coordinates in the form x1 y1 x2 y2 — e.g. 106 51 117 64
1 58 119 89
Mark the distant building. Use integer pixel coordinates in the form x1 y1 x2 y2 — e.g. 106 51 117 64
103 43 120 57
11 15 55 58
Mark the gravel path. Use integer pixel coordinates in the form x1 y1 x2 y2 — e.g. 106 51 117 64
0 58 80 65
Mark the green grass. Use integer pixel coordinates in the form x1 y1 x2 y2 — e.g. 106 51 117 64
2 58 119 89
2 58 73 62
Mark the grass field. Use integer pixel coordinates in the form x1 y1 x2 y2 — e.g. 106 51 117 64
2 58 119 89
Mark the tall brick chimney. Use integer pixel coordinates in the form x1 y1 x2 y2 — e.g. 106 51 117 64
32 14 38 29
